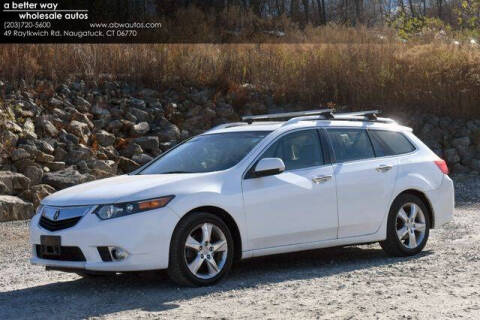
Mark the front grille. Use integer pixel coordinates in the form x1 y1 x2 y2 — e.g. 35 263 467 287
36 245 86 261
39 216 82 231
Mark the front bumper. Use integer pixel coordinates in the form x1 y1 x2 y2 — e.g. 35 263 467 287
426 174 455 228
30 206 180 271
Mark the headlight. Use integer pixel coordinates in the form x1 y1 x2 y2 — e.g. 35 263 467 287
94 196 175 220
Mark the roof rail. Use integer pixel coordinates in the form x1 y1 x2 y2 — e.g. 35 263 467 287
206 122 248 133
242 109 334 124
334 110 381 120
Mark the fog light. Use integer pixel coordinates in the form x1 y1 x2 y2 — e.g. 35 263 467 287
110 247 128 261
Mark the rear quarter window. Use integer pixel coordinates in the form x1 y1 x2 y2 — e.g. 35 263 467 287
369 130 416 156
327 129 375 162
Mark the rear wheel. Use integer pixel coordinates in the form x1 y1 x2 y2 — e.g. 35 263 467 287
168 212 234 286
380 194 430 257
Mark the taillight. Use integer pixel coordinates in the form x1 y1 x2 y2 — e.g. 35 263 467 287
434 159 449 175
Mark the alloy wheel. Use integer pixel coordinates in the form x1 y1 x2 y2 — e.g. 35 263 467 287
395 202 427 249
184 223 228 279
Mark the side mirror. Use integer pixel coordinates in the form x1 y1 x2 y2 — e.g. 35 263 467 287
254 158 285 177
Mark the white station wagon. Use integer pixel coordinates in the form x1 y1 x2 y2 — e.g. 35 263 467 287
30 110 454 286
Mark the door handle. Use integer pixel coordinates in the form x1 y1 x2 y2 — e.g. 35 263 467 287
376 165 393 172
312 175 332 183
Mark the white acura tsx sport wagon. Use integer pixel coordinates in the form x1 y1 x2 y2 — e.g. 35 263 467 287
30 110 454 286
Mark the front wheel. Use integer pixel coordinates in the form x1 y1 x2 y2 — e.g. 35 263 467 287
380 194 430 257
168 212 234 286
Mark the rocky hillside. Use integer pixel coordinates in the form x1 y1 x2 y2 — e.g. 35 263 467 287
0 80 478 221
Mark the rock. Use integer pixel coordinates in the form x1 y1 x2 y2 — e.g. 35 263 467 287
0 181 8 194
130 122 150 136
23 166 43 185
18 184 56 209
66 145 93 165
95 130 116 147
99 145 119 160
130 108 150 122
118 156 140 173
36 152 55 163
107 120 124 133
133 136 160 154
43 161 66 171
40 119 59 137
87 159 117 174
452 136 470 148
453 163 470 174
471 159 480 171
129 97 146 108
76 160 89 174
91 104 111 117
0 195 34 222
53 147 68 161
120 143 143 158
42 169 89 189
154 118 180 142
69 120 91 143
444 148 460 164
216 102 236 120
132 153 153 165
11 148 31 161
0 130 18 152
35 140 54 154
0 171 31 195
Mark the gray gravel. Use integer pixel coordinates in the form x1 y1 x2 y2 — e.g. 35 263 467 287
1 176 480 319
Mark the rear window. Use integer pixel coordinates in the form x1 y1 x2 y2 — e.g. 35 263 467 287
327 129 375 162
369 130 416 156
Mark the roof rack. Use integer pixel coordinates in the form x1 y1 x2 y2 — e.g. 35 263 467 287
242 109 334 124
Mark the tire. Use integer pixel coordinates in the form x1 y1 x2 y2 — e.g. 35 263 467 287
168 212 234 286
380 193 431 257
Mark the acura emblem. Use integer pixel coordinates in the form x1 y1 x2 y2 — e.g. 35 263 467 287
53 210 60 221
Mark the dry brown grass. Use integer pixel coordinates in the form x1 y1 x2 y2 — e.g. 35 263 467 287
0 28 479 116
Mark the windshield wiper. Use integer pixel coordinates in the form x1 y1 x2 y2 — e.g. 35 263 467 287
160 171 193 174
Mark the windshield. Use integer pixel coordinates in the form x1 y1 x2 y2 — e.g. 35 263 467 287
139 131 270 174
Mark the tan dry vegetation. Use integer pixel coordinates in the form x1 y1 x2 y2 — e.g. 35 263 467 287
0 32 479 116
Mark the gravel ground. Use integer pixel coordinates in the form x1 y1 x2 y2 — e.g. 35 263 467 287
1 176 480 320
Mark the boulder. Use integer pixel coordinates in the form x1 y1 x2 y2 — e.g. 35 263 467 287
40 119 59 137
18 184 56 209
130 122 150 136
43 161 66 171
35 140 55 154
53 147 68 161
0 195 34 222
87 159 117 174
36 152 55 163
118 156 140 173
452 136 471 148
69 120 91 143
23 166 43 185
0 171 31 195
444 148 460 164
132 153 153 165
42 169 89 189
95 130 116 147
133 136 160 154
120 143 143 158
11 148 31 161
154 118 180 142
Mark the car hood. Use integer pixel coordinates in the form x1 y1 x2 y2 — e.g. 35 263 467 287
41 173 217 206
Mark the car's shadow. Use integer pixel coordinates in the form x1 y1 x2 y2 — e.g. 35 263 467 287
0 245 432 319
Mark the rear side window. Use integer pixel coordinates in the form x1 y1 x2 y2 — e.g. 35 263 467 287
327 129 375 162
369 130 415 156
260 129 324 170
